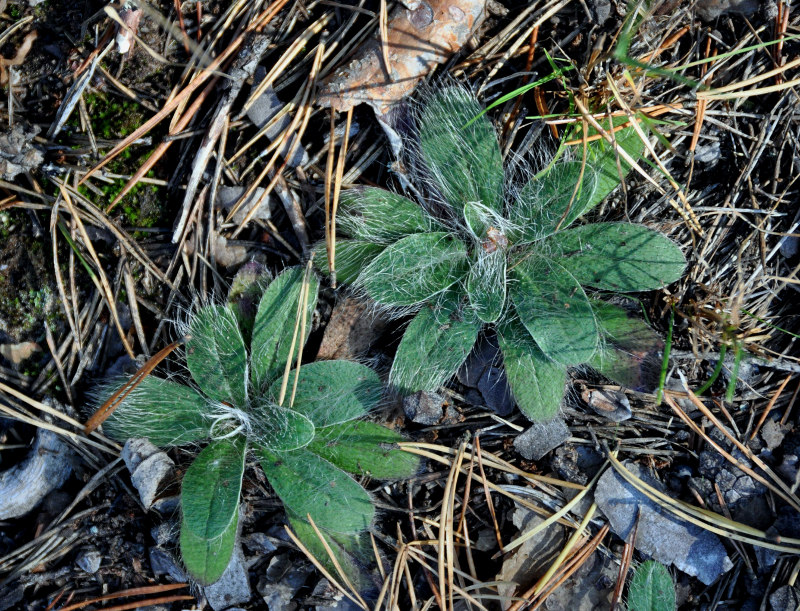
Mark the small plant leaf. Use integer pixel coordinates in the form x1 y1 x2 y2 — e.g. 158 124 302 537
227 261 272 343
312 239 386 286
588 301 664 391
251 267 319 392
181 437 246 541
260 447 374 534
418 87 504 215
511 255 598 365
463 200 505 241
180 507 238 585
389 303 480 394
628 560 676 611
358 232 468 307
467 248 506 323
268 360 382 426
580 123 645 206
186 304 248 406
287 514 377 593
250 400 315 451
497 320 567 421
550 222 686 291
338 187 433 242
309 420 420 479
101 376 210 446
512 161 599 240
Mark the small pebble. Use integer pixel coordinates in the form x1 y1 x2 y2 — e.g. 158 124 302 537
75 549 102 574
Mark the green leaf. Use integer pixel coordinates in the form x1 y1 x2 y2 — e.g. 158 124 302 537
287 514 377 593
463 200 505 241
309 420 420 479
389 303 480 394
268 360 382 427
511 255 598 365
588 301 663 390
358 232 468 307
419 87 504 215
549 222 686 291
466 248 506 323
181 437 246 541
251 267 319 392
260 447 374 534
227 262 272 343
581 124 645 206
101 376 210 446
338 187 433 242
628 560 676 611
497 320 567 421
180 508 238 585
512 162 600 240
312 239 386 286
250 400 315 451
186 304 248 406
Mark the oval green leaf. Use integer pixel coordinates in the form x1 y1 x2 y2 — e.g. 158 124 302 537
251 267 319 392
309 420 420 479
358 232 468 308
102 376 210 447
250 400 315 451
312 238 386 286
338 187 432 242
260 447 374 534
511 255 598 365
186 304 248 406
628 560 676 611
180 508 238 585
467 248 506 323
549 222 686 291
181 437 246 541
268 360 382 427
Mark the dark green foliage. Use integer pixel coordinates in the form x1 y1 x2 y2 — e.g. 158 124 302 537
95 267 419 586
628 560 676 611
321 86 686 421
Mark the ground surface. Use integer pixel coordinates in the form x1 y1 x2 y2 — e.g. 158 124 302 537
1 0 800 609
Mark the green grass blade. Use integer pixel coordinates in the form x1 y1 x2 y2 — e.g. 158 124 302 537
418 87 504 215
358 232 468 308
260 447 374 534
267 360 383 427
251 267 319 392
497 319 567 421
100 375 211 446
181 437 246 541
308 420 420 479
550 223 686 291
389 304 480 395
186 304 249 406
511 255 598 365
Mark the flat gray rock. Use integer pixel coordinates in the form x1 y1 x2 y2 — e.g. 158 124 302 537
514 418 570 461
204 544 252 610
594 462 732 585
216 185 271 226
122 438 175 511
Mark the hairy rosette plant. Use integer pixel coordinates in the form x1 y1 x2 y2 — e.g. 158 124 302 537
95 266 419 585
322 87 686 421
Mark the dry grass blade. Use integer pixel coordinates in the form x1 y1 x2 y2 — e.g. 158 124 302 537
328 106 354 287
277 258 315 407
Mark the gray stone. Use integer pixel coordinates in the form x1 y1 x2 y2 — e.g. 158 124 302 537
204 544 252 610
594 462 732 585
770 585 800 610
761 418 789 451
258 555 313 609
242 532 278 556
122 438 176 511
149 547 187 582
513 418 570 461
216 185 271 225
403 391 445 425
75 549 102 574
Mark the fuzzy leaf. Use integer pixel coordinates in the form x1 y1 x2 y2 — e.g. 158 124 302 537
186 304 248 406
512 162 599 241
287 514 377 593
358 232 468 307
250 400 315 451
181 438 246 541
312 239 386 286
251 267 319 392
463 200 505 241
260 447 374 534
628 560 676 611
338 187 432 242
467 248 506 323
419 87 504 215
102 376 210 447
550 223 686 291
581 123 645 206
588 301 663 391
180 508 238 585
511 256 598 365
389 303 480 394
497 320 567 421
267 360 382 427
309 420 420 479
